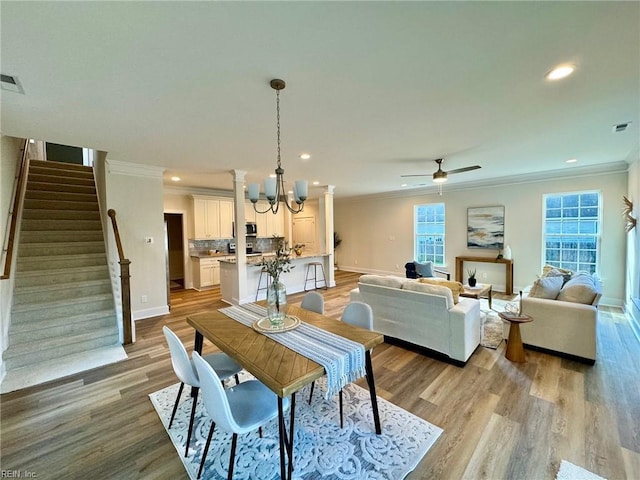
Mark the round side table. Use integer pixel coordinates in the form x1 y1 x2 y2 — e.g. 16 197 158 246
498 312 533 363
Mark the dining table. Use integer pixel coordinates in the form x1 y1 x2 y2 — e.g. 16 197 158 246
186 302 384 480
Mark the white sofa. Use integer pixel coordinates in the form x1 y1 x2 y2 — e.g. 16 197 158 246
504 272 601 363
350 275 481 364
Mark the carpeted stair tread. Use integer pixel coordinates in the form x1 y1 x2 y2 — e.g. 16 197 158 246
14 265 110 287
18 241 106 256
23 198 99 211
25 190 99 203
20 218 103 231
9 309 117 334
25 181 96 195
17 253 107 271
7 321 118 349
19 230 104 243
11 297 117 323
13 279 113 305
30 159 93 170
21 209 101 220
3 329 120 369
11 292 114 313
27 173 96 187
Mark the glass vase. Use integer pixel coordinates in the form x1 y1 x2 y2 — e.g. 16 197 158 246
266 280 287 326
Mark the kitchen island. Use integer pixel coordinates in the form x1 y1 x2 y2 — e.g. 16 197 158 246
219 253 332 304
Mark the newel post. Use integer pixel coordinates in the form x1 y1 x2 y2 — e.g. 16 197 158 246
107 209 133 345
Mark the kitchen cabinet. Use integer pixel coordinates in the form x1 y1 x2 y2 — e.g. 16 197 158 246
192 196 234 239
192 256 231 290
254 200 285 238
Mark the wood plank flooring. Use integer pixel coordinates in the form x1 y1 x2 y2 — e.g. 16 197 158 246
1 270 639 479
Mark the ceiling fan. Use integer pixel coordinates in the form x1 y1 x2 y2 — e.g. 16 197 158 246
401 158 481 184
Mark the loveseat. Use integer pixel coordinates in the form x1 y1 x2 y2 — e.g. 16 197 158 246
504 267 602 363
350 275 481 364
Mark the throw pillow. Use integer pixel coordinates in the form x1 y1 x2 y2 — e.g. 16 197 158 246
418 277 464 303
414 261 434 278
556 274 598 304
528 275 564 299
542 264 573 278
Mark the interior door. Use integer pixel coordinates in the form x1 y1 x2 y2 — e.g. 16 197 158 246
292 216 316 253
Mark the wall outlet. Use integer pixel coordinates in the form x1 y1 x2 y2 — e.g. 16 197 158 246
482 272 488 279
141 295 148 303
354 259 358 265
144 237 154 244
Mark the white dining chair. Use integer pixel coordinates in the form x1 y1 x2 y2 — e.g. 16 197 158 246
192 351 290 480
307 301 374 429
163 326 242 457
300 290 324 314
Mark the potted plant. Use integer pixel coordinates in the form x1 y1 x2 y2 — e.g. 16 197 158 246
256 238 294 326
293 243 305 256
467 268 477 287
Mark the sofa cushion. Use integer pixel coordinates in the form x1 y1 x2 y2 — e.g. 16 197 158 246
557 274 599 305
418 278 464 303
528 275 564 300
414 261 434 278
402 280 454 309
358 275 404 289
542 264 573 277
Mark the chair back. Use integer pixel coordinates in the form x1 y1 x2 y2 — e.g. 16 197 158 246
341 301 373 330
163 326 199 387
301 291 324 314
192 351 239 433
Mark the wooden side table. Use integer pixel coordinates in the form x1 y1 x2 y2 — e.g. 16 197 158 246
498 312 533 362
460 283 492 309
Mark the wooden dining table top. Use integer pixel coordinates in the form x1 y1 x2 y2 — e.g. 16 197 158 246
187 304 384 398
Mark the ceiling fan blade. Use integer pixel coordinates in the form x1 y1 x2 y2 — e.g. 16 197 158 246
446 165 481 175
400 174 431 177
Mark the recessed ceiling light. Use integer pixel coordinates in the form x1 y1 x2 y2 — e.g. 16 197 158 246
565 159 578 164
546 64 575 81
312 181 320 186
269 174 277 179
171 176 181 181
300 153 311 160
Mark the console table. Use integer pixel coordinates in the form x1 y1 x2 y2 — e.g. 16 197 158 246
455 256 513 295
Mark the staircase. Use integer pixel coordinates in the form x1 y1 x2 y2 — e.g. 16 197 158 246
1 160 126 392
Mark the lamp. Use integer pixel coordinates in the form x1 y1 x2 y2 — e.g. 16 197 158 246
248 79 308 214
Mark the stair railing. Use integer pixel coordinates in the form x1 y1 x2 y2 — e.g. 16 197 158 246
1 139 30 280
107 209 132 345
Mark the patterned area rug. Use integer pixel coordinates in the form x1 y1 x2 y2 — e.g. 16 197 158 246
556 460 607 480
149 374 443 480
480 297 520 349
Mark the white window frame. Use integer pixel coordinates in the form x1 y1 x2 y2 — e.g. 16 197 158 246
414 203 445 266
542 190 601 275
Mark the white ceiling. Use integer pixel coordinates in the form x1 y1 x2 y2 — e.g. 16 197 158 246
1 1 638 199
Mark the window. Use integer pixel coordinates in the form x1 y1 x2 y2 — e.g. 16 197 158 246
414 203 445 265
543 191 600 274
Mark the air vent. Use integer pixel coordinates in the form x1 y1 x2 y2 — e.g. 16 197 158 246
1 73 24 94
613 122 631 133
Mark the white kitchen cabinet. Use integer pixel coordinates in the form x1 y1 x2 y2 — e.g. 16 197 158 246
192 196 234 239
253 200 285 238
245 201 257 223
192 256 228 290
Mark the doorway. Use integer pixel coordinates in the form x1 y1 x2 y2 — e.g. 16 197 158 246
164 213 185 291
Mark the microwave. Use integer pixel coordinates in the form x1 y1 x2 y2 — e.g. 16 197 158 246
233 222 258 237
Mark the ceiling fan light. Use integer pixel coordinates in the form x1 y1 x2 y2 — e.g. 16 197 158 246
433 171 447 183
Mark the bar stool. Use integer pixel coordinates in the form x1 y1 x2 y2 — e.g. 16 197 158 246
304 262 327 291
256 267 271 301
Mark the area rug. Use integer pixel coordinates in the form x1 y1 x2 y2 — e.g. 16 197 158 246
480 311 504 349
149 374 443 479
556 460 606 480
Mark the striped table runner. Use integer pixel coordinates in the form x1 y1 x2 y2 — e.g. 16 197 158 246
219 304 366 399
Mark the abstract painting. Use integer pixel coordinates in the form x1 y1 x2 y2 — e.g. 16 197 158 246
467 206 504 249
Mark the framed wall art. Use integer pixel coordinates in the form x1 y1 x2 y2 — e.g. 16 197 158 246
467 206 504 249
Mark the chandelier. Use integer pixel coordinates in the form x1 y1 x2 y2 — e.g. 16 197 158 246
248 79 308 214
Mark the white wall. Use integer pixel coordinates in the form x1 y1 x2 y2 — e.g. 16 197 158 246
0 135 22 382
335 171 627 306
625 157 640 338
103 159 168 321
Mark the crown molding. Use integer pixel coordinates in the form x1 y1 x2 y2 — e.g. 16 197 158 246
106 159 164 179
163 184 236 198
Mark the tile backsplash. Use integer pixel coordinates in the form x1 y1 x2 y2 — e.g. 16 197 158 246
189 237 282 256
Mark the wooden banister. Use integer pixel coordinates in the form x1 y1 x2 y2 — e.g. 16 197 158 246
108 209 133 344
2 139 30 280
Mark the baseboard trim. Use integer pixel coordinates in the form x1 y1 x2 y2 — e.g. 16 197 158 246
133 305 170 321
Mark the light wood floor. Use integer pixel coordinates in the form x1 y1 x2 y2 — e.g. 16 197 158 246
1 270 639 479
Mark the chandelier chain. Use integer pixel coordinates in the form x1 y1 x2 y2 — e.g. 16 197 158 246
276 89 281 169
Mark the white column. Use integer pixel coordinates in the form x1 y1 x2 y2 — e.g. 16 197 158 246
231 170 248 304
319 185 336 288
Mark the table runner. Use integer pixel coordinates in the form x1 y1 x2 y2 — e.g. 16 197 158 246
219 304 366 399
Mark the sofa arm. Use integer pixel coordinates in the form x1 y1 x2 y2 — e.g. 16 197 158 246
448 298 481 362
